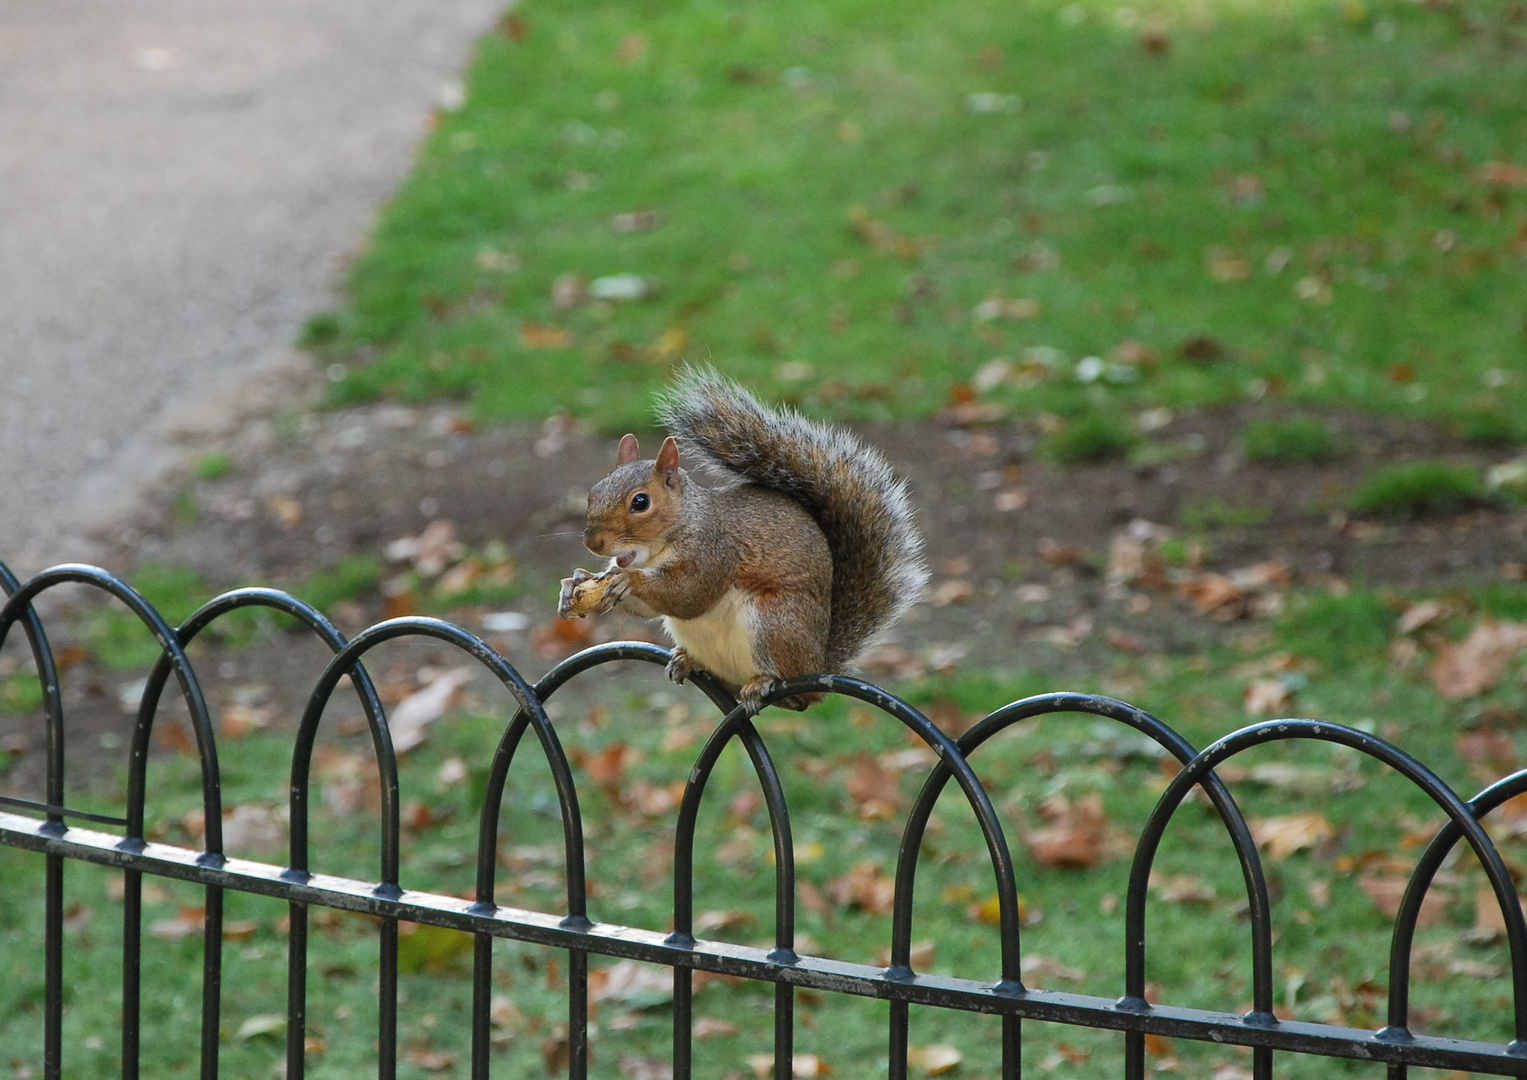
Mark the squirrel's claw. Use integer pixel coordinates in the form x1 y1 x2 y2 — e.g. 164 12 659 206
737 676 777 715
603 570 631 607
665 647 696 685
558 567 625 619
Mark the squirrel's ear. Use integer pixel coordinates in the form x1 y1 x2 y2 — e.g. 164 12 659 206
656 436 680 485
617 433 641 465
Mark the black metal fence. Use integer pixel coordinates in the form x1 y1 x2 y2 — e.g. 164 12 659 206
1 559 1525 1079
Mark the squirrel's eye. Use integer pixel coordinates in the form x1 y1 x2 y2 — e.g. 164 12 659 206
630 492 651 513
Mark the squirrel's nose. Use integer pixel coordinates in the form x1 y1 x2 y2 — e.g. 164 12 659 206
583 528 605 553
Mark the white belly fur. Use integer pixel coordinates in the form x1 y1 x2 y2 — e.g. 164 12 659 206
662 587 760 689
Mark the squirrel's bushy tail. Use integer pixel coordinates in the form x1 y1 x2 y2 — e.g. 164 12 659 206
657 368 929 669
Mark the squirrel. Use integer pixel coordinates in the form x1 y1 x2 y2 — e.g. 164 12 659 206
558 368 928 713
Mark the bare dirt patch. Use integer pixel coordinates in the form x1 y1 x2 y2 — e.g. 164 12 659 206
112 400 1526 650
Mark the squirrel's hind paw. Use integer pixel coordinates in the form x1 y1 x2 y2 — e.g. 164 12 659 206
665 648 697 685
737 675 778 715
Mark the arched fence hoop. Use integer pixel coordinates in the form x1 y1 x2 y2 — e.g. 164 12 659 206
1 560 1525 1079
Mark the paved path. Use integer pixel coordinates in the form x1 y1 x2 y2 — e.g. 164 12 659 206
0 0 503 575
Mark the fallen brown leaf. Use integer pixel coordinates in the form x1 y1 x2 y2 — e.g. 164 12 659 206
154 718 195 755
930 578 974 606
572 742 642 799
848 206 920 259
266 495 302 529
906 1044 962 1073
828 862 896 914
388 666 473 754
489 995 522 1029
860 644 927 681
1037 538 1083 566
149 906 206 940
1143 1032 1176 1060
1396 599 1447 635
616 32 647 62
403 1046 457 1073
1148 871 1216 904
541 1029 571 1072
1179 573 1246 619
972 296 1040 322
1105 524 1170 588
1025 792 1107 869
531 613 595 661
611 209 664 233
1358 876 1448 927
693 1016 738 1039
1020 953 1086 983
624 779 686 817
619 1056 673 1080
1243 678 1292 717
220 703 274 741
694 909 755 935
1205 246 1252 282
869 940 935 970
384 519 464 577
1249 812 1333 861
519 321 572 349
589 960 674 1006
1468 881 1527 942
1480 161 1527 187
1106 629 1147 654
1456 729 1518 781
843 753 904 820
1429 618 1527 700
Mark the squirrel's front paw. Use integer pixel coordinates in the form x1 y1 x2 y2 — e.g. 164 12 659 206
665 647 696 685
737 676 777 715
558 567 623 619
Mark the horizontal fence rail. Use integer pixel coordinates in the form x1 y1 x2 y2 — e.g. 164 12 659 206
0 560 1524 1078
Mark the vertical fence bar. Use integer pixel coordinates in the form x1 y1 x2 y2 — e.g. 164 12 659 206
380 913 398 1080
673 965 692 1079
122 868 142 1080
201 883 224 1080
471 930 493 1080
1254 1045 1272 1079
1004 1015 1021 1080
0 561 66 1080
1124 1029 1145 1080
287 899 308 1079
888 1001 909 1080
774 982 793 1080
43 849 62 1080
570 947 589 1078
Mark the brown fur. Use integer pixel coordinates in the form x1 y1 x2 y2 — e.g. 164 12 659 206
579 371 926 711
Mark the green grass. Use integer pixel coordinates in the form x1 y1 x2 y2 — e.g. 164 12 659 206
1456 406 1524 446
1240 415 1337 463
85 563 216 669
293 554 385 615
82 557 393 670
304 0 1527 434
1179 494 1273 530
1348 459 1489 517
0 671 43 715
1274 585 1395 669
1043 409 1139 463
192 451 235 482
